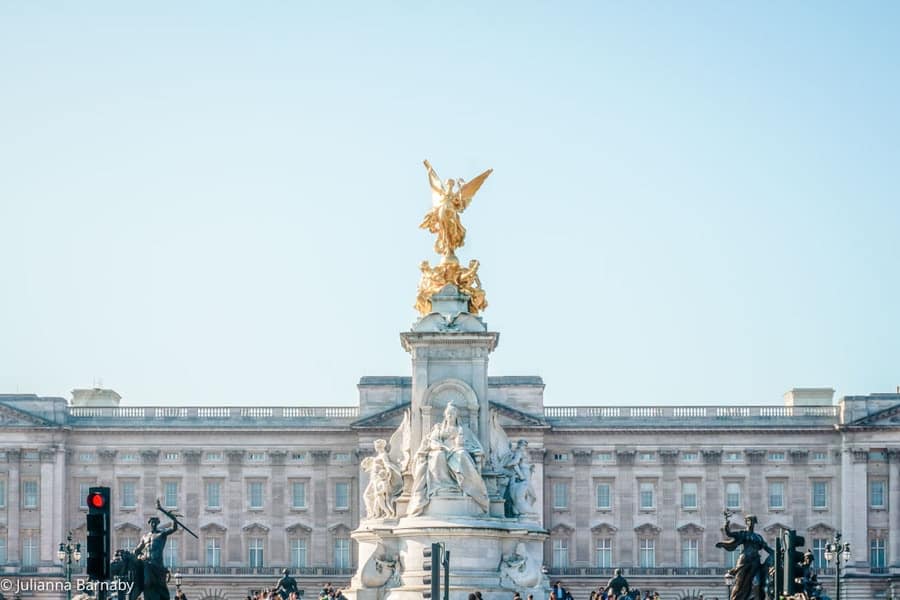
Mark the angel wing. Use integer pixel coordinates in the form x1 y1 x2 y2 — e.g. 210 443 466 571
388 410 411 473
488 410 512 471
423 160 446 206
454 168 493 212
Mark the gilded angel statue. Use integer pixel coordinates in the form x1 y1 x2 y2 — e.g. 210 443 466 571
420 160 493 261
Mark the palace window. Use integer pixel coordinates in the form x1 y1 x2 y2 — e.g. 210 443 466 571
292 481 307 509
163 539 179 567
249 538 264 568
79 483 92 509
333 452 351 463
596 538 612 568
870 538 886 568
682 538 699 568
725 548 738 568
768 451 786 462
812 481 828 509
638 452 656 463
681 481 698 510
596 483 612 510
163 452 180 462
0 479 6 508
163 481 179 509
121 481 137 509
812 538 827 568
22 532 39 566
291 539 308 568
335 482 350 511
120 536 137 553
248 452 267 462
79 453 94 463
248 481 265 510
334 537 350 568
0 536 6 564
206 481 222 509
811 451 829 462
291 452 308 462
595 452 614 463
206 538 221 567
552 539 568 568
723 451 742 463
768 481 785 510
23 480 39 509
725 482 742 510
681 452 699 463
120 453 139 463
639 539 655 568
553 482 569 510
639 482 655 510
870 480 886 508
553 453 569 462
205 452 223 462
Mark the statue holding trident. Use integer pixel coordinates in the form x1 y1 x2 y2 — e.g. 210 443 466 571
129 500 197 600
420 160 492 264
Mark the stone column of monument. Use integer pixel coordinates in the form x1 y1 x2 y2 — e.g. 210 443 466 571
701 450 722 566
888 448 900 569
615 450 636 566
182 449 202 563
658 450 678 566
7 449 21 566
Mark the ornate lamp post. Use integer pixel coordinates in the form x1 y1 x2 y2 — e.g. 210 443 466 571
57 531 82 600
724 571 735 600
175 571 183 596
824 532 852 600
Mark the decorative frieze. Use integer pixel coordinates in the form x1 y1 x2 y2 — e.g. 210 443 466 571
701 449 722 465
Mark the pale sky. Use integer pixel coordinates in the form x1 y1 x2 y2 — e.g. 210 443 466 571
2 2 898 408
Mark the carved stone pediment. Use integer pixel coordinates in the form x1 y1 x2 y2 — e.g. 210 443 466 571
634 522 662 536
0 402 56 427
763 521 792 534
115 522 143 534
242 522 270 534
200 522 227 534
677 522 705 535
285 523 312 535
550 523 574 535
591 522 617 534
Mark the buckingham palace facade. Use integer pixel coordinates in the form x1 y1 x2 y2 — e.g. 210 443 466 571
2 383 900 600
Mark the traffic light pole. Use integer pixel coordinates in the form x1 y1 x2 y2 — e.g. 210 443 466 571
442 549 450 600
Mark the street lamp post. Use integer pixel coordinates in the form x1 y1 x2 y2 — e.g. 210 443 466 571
174 571 183 599
724 571 735 600
57 531 82 600
824 531 852 600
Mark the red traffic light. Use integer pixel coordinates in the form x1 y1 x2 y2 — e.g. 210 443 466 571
88 492 106 509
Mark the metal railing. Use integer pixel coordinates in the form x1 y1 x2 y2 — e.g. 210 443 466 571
176 566 354 576
548 566 732 577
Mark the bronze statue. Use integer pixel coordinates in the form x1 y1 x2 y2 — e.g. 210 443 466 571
606 569 630 599
133 515 179 600
716 511 774 600
414 259 488 315
420 160 492 263
275 569 300 600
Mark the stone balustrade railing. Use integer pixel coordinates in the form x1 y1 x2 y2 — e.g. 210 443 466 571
68 405 359 425
543 405 839 423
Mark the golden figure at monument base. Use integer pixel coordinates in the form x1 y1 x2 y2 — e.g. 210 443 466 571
416 160 492 316
415 259 488 315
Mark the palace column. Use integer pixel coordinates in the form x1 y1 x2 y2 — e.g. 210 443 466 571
746 450 766 516
887 448 900 568
659 449 679 567
701 450 722 566
182 449 202 564
39 448 56 565
225 451 245 565
841 447 869 571
311 450 331 565
615 449 636 566
8 449 21 566
573 449 592 566
269 450 288 565
789 450 809 532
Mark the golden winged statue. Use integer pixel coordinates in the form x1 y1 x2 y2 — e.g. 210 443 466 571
420 160 493 263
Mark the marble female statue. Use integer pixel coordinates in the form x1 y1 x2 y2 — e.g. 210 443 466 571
362 439 403 519
407 403 489 516
502 439 537 516
716 511 774 600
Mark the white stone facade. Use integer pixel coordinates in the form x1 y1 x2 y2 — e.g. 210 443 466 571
1 385 899 600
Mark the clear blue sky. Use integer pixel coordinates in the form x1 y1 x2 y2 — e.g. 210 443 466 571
2 2 898 407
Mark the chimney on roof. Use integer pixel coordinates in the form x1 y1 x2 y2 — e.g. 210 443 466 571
784 388 835 407
71 388 122 407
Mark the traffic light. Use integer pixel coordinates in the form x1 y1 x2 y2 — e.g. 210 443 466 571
782 529 806 597
86 486 111 580
422 543 441 600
